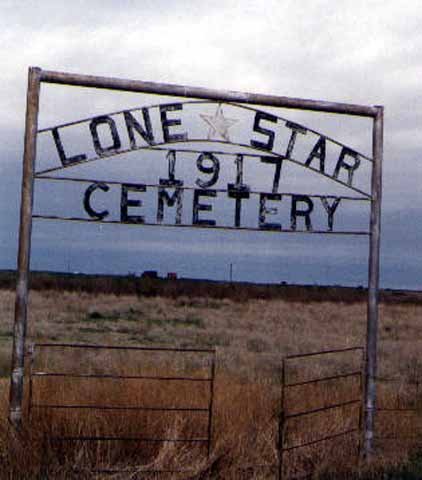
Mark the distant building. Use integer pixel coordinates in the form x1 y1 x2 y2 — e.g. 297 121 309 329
167 272 177 280
141 270 158 279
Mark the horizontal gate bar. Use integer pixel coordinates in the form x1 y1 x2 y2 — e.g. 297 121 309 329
32 403 209 412
285 370 362 388
284 346 363 360
375 408 420 412
33 342 214 353
374 436 422 442
282 427 359 452
50 435 208 443
38 68 379 117
32 372 212 382
284 398 360 419
82 468 198 474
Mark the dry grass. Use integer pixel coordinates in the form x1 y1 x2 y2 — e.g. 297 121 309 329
1 288 422 477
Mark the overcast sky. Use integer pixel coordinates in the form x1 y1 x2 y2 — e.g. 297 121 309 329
1 1 422 288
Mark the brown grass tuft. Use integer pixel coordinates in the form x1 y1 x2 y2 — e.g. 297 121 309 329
1 286 422 477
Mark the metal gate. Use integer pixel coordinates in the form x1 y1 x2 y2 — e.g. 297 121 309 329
278 346 364 479
27 342 216 476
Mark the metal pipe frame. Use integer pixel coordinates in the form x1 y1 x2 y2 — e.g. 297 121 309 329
364 106 383 458
39 69 378 117
284 346 364 361
10 68 383 463
9 67 41 428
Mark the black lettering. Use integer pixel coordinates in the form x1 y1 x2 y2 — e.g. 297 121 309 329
259 193 282 231
333 147 361 186
228 187 250 227
89 115 121 157
120 183 146 223
250 111 277 151
83 183 109 220
232 154 250 190
159 150 183 186
291 195 314 231
285 121 307 159
321 197 341 231
305 136 326 173
196 152 220 189
52 127 87 167
160 103 188 143
157 187 184 224
192 189 216 226
124 108 154 147
260 156 284 193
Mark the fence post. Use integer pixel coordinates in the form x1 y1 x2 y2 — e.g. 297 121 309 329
207 350 216 458
278 357 286 480
364 105 384 458
9 67 41 429
27 344 35 422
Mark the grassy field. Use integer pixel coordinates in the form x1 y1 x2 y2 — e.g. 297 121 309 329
1 276 422 478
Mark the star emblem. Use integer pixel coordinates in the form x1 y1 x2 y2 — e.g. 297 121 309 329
200 104 238 142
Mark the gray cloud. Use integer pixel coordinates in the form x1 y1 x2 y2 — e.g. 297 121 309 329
1 1 422 287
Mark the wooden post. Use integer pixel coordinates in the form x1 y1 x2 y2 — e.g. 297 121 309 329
364 105 383 457
9 67 41 428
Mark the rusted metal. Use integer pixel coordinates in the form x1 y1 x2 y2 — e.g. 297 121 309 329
284 346 364 360
39 68 378 117
33 342 214 353
50 435 209 443
284 398 361 420
281 428 360 452
376 407 420 412
9 67 41 428
32 404 209 412
32 372 212 381
29 342 216 473
279 347 364 479
373 376 422 448
364 106 384 458
285 370 362 388
77 467 197 475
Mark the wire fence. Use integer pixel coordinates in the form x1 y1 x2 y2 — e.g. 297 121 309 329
374 374 422 452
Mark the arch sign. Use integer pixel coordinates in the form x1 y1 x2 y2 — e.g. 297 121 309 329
35 100 371 234
10 68 383 459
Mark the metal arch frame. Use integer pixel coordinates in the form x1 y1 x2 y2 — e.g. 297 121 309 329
10 67 383 460
35 100 373 200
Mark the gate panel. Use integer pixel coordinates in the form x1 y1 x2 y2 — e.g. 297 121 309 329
28 342 216 475
279 347 364 479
